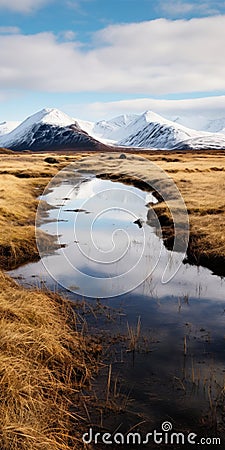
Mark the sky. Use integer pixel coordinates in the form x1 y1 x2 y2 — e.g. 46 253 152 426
1 0 225 123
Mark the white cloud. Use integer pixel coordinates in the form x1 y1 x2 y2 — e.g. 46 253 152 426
0 16 225 95
0 26 20 34
158 1 225 17
66 0 94 14
59 30 77 41
63 31 76 41
65 96 225 126
0 0 52 13
159 1 196 15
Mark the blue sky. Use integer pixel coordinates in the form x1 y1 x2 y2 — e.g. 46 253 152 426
0 0 225 122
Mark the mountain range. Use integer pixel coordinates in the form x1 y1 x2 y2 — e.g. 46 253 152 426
0 109 106 152
0 107 225 151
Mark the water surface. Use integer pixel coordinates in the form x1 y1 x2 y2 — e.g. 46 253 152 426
9 172 225 442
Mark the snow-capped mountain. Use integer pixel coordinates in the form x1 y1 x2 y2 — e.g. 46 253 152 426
80 110 225 150
0 108 105 151
171 115 225 134
1 107 225 151
118 111 201 149
93 114 139 142
201 117 225 134
76 114 139 144
0 121 21 136
173 134 225 150
77 111 199 147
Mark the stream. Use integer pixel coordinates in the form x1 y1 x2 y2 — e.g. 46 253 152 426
9 170 225 445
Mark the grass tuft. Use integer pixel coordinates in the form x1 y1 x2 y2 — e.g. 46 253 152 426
0 271 99 450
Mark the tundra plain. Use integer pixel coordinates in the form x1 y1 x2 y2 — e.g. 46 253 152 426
0 149 224 449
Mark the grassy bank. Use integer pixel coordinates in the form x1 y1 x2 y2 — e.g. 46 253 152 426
0 153 82 269
0 272 99 450
0 152 99 450
146 151 225 275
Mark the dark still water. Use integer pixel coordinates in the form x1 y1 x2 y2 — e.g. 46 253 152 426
9 170 225 445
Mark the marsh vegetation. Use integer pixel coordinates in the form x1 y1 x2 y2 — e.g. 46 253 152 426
0 150 225 448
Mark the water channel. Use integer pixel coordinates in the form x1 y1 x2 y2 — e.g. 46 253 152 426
9 169 225 446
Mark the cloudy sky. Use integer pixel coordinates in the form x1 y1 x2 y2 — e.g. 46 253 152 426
1 0 225 122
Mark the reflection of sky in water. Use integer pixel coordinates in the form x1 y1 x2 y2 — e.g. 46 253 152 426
36 177 162 296
10 174 225 301
9 173 225 432
10 173 225 356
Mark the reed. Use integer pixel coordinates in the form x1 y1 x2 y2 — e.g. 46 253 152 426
106 364 112 404
184 335 187 356
127 316 141 352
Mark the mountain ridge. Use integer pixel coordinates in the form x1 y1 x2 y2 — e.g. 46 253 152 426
0 108 105 152
77 110 225 149
1 107 225 151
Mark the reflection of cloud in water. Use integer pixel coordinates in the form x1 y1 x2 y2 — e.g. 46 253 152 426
36 177 163 296
13 174 225 301
9 171 225 434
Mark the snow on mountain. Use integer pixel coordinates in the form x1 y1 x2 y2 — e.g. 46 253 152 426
89 110 225 150
173 134 225 150
1 107 225 151
73 118 110 144
75 118 94 137
201 117 225 134
0 121 21 136
117 111 202 149
1 108 75 145
0 108 104 151
169 115 225 135
75 114 139 144
81 110 225 149
78 110 220 149
93 114 139 142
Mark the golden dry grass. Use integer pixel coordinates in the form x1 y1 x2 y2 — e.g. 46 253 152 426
0 147 14 154
144 152 225 274
0 152 96 450
0 153 84 269
0 271 100 450
0 149 224 450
